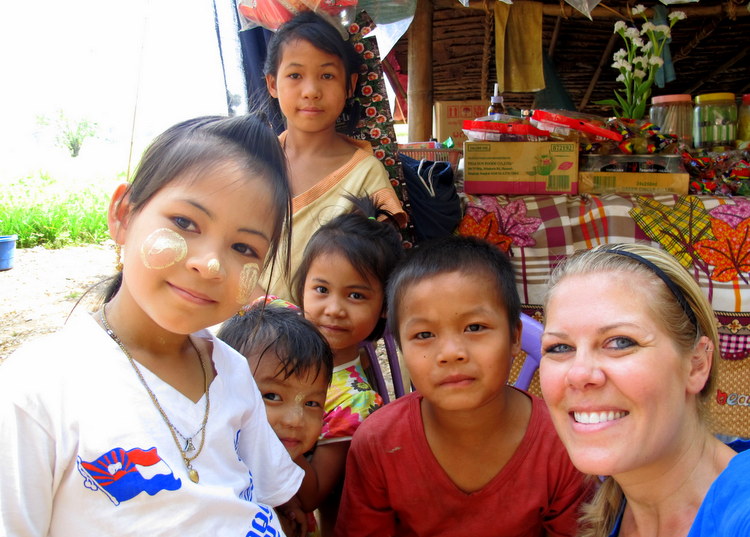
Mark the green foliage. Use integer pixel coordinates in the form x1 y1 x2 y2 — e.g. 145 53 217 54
0 172 111 249
600 6 687 119
37 111 98 157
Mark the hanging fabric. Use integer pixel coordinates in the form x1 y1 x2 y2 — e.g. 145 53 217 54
494 2 545 93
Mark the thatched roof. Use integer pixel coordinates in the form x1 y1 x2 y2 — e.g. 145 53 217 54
391 0 749 115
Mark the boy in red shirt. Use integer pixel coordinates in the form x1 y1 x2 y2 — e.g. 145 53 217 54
335 235 591 537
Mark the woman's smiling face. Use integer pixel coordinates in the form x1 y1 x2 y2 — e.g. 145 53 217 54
539 271 699 480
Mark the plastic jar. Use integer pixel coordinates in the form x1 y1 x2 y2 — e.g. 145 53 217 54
693 92 737 151
650 94 693 146
738 94 750 148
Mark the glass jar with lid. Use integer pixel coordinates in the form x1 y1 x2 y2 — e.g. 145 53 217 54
650 94 693 146
693 92 737 151
738 94 750 149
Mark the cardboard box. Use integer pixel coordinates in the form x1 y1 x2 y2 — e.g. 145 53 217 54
434 101 487 146
463 141 579 195
578 172 689 195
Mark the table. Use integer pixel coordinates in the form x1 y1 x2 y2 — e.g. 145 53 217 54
458 192 750 436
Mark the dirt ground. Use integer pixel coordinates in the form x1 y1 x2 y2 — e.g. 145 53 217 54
0 243 116 362
0 245 396 397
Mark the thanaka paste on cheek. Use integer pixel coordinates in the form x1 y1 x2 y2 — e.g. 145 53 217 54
236 262 260 305
140 228 187 269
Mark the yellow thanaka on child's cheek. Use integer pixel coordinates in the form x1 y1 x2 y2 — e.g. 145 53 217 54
140 228 187 269
236 262 260 305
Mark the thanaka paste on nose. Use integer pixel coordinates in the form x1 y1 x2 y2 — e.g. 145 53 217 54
140 228 187 270
237 263 260 305
292 396 304 418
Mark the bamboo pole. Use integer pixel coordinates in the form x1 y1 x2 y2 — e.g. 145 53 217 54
444 0 750 19
578 31 619 110
408 0 434 142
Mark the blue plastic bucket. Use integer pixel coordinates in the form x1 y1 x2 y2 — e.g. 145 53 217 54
0 235 18 271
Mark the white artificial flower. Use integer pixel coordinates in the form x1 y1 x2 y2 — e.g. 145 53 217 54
612 59 630 71
634 69 646 80
614 20 627 32
613 49 627 61
669 11 687 22
649 56 664 67
616 74 626 83
654 24 671 36
632 4 647 15
642 41 654 52
633 55 647 67
625 27 640 40
632 36 645 48
641 22 656 33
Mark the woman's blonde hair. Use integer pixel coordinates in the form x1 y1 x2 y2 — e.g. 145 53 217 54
544 243 720 537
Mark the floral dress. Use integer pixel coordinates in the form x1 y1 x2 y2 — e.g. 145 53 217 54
318 357 383 444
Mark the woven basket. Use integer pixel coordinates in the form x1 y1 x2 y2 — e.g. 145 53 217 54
398 148 463 169
708 354 750 438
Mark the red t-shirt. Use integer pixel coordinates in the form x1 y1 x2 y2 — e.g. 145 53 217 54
334 390 591 537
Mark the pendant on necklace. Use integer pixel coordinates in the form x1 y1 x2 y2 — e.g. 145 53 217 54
185 438 195 452
189 469 200 483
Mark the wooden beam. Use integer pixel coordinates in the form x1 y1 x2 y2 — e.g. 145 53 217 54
443 0 750 19
672 18 722 63
547 15 562 58
578 31 619 110
408 0 434 142
684 44 750 94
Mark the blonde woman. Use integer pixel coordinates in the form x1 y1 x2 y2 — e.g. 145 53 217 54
539 243 750 536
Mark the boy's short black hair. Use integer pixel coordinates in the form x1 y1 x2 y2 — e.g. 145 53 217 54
386 235 521 345
217 303 333 385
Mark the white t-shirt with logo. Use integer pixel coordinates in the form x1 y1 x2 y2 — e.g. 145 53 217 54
0 312 302 536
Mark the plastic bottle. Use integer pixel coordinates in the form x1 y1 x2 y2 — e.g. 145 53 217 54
488 83 507 116
693 92 737 152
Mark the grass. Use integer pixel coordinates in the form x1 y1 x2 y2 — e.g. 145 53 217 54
0 171 119 249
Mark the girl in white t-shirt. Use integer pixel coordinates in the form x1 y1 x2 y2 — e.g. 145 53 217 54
0 115 304 536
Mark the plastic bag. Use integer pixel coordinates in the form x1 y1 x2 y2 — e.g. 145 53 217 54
563 0 601 19
463 115 550 142
237 0 358 32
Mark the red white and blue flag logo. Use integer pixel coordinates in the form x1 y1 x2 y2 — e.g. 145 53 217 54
77 447 181 505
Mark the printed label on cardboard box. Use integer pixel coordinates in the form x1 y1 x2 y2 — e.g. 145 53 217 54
578 172 689 195
463 141 578 195
434 101 487 145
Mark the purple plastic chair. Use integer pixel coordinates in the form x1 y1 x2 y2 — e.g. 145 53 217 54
361 325 405 404
362 313 544 403
514 313 544 391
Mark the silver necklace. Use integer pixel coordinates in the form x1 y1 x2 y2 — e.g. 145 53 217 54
99 305 210 483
